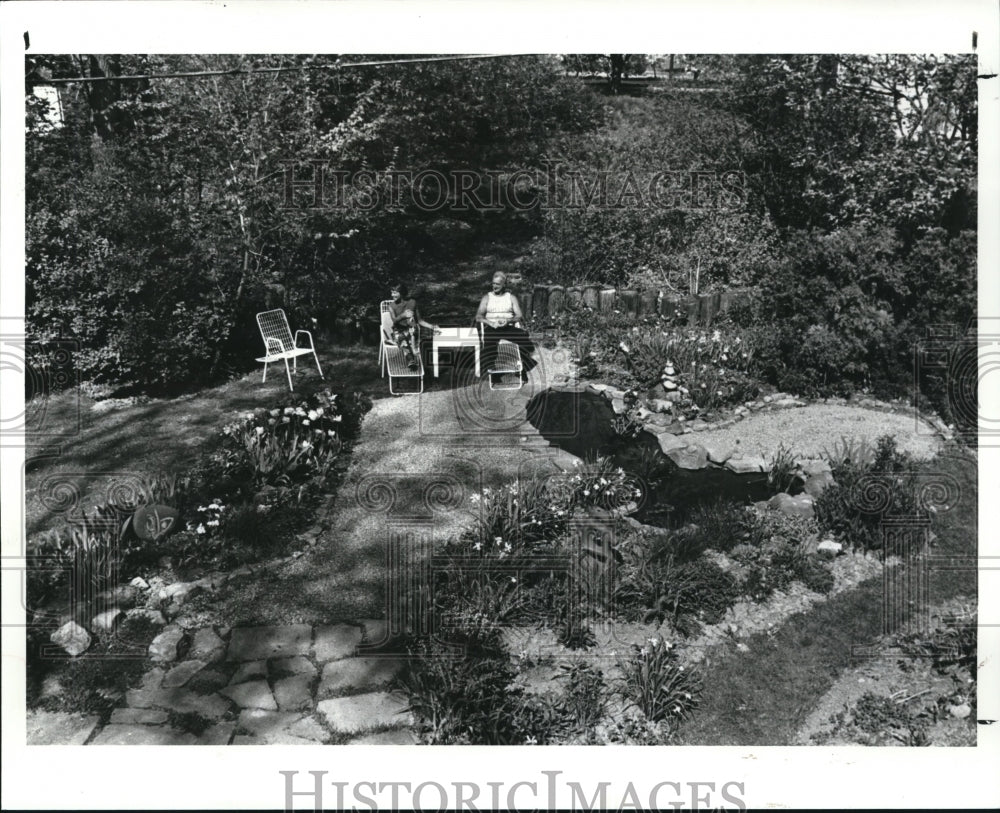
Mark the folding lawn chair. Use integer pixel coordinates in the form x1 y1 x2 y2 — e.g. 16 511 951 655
379 301 424 395
478 322 523 391
255 308 323 392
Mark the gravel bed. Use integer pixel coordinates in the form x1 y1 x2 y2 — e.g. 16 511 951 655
705 404 943 461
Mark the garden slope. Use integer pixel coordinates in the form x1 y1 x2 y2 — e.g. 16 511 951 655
211 347 580 625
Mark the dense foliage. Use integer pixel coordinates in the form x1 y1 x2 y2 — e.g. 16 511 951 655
26 54 600 392
27 54 976 415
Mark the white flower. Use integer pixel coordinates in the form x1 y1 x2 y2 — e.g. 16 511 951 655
510 576 517 584
332 415 342 422
303 419 310 426
470 494 481 504
207 519 219 527
712 330 721 342
307 410 319 421
494 536 503 546
255 426 265 436
619 342 630 354
473 541 482 551
270 408 280 417
284 407 295 415
524 736 537 745
196 523 206 535
301 440 313 450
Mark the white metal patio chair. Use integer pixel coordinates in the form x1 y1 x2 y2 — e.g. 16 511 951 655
379 302 424 395
478 322 523 391
255 308 323 392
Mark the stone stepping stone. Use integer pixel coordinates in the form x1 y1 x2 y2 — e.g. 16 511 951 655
313 624 362 662
319 658 404 697
109 708 169 725
26 710 100 745
348 729 419 745
269 656 317 678
125 687 230 719
189 628 226 663
228 625 312 661
90 725 197 745
229 660 268 685
317 691 413 734
236 709 325 744
197 721 236 745
233 733 317 745
274 675 313 712
162 659 207 688
220 680 277 710
359 619 389 646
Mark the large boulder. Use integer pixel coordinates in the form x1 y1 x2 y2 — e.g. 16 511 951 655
132 504 181 541
50 621 91 657
803 471 835 498
767 492 815 519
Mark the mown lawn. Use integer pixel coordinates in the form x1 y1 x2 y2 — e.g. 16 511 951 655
676 447 977 745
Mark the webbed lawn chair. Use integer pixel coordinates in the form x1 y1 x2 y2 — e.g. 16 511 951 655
478 322 523 391
255 309 323 392
379 301 424 395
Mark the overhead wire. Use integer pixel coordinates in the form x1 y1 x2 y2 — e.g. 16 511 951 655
40 53 530 85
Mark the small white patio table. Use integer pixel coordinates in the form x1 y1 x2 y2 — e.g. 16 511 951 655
431 327 480 378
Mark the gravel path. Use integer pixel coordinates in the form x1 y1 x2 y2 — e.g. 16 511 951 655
701 403 943 461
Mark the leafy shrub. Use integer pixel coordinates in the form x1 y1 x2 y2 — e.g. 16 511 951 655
814 434 922 551
398 634 565 745
616 636 701 723
730 510 834 598
685 499 752 555
637 556 738 628
895 611 977 674
813 691 931 746
555 662 607 731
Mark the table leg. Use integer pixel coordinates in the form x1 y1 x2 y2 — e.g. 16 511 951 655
474 344 480 377
433 344 439 378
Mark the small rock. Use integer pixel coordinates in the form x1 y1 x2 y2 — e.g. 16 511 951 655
91 608 124 633
657 432 688 455
665 444 708 470
817 540 843 558
126 608 167 626
949 703 971 719
763 395 773 403
736 642 750 653
725 455 766 475
149 626 187 664
130 576 149 590
50 621 91 657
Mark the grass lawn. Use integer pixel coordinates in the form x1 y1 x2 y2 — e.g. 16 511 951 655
675 447 977 745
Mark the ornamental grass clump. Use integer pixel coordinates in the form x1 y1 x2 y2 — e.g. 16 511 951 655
617 636 701 723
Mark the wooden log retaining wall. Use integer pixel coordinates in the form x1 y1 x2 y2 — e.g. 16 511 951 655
517 285 746 327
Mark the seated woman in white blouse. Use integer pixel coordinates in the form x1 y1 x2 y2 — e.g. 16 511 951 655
475 272 535 376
